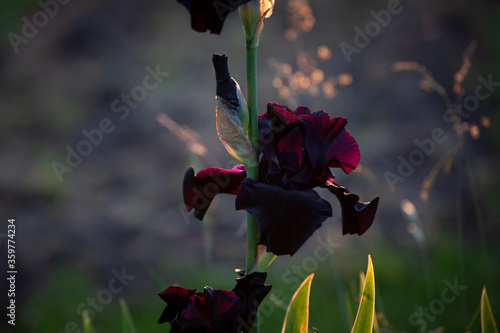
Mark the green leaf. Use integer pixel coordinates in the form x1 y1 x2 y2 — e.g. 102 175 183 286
250 245 277 272
120 299 137 333
282 273 314 333
82 310 95 333
351 255 375 333
345 290 355 328
481 286 499 333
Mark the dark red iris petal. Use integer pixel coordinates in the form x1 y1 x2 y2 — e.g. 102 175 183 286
183 166 246 220
323 180 379 235
232 272 272 314
258 104 309 187
158 286 196 324
207 289 247 331
158 283 266 333
235 178 333 256
179 293 213 332
258 104 361 190
258 104 304 165
277 126 303 161
180 288 246 332
294 105 311 116
261 103 301 126
299 111 360 177
178 0 252 34
259 104 305 149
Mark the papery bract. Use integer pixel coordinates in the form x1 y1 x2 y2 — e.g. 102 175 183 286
213 54 257 167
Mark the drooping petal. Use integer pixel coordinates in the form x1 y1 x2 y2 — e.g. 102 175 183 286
299 111 360 176
323 180 379 235
235 179 332 256
157 286 196 324
178 0 252 34
183 165 246 220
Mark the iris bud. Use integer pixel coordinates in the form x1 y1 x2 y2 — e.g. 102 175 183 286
213 54 257 167
239 0 275 49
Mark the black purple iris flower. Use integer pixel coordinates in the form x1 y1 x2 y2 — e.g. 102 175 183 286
183 101 379 256
158 272 271 333
177 0 252 34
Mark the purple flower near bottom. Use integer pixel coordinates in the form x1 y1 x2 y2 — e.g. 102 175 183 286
184 103 379 256
158 272 271 332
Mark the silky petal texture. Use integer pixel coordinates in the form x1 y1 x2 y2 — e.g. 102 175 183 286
258 104 304 166
259 103 360 189
178 0 252 34
180 293 214 332
324 181 379 235
233 272 272 314
179 288 250 333
258 104 307 187
158 284 263 333
206 289 247 332
183 166 246 220
299 111 360 175
235 179 333 256
158 286 196 324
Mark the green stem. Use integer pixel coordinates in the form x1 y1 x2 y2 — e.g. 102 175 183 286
246 46 260 155
245 45 260 273
245 212 259 272
245 45 260 333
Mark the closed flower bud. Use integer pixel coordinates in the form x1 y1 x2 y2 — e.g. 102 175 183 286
213 54 257 167
239 0 275 48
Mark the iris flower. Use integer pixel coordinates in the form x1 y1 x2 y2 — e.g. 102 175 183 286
158 272 271 332
177 0 252 34
184 101 379 256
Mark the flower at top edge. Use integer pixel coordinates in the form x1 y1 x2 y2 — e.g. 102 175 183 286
158 272 271 333
183 103 379 256
177 0 253 34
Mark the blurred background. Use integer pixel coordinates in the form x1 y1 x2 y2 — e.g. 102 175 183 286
1 0 499 332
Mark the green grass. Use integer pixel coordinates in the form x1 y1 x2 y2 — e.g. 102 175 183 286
20 231 499 333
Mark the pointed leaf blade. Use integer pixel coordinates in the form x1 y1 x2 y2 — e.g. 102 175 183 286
82 310 95 333
251 245 277 272
482 287 499 333
351 255 375 333
120 299 137 333
282 273 315 333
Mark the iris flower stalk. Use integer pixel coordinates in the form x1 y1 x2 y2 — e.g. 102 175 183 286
238 0 276 275
240 3 275 331
170 1 379 332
